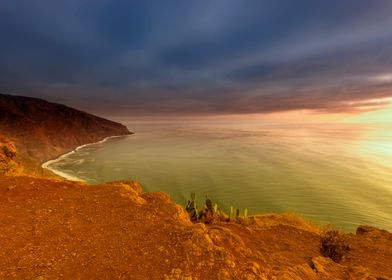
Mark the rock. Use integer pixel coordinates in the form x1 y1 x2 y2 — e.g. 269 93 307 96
356 225 392 239
357 226 379 235
0 135 22 175
113 182 146 205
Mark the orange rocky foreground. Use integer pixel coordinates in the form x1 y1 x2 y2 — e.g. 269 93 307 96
1 175 392 280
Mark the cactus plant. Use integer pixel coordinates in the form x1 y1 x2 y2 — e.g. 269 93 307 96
185 193 249 225
205 195 213 212
229 206 235 222
186 193 199 221
213 203 218 213
235 208 240 221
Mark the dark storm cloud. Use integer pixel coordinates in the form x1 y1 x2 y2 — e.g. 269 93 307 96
1 0 392 116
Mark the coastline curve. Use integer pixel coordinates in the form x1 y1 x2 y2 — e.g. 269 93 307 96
41 135 131 182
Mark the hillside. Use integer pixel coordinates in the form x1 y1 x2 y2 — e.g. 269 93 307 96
1 175 391 279
0 93 131 173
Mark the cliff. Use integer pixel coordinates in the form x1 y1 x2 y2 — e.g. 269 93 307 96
1 175 391 279
1 94 391 279
0 93 131 172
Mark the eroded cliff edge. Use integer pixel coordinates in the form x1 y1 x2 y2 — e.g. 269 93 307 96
1 176 392 279
0 93 131 173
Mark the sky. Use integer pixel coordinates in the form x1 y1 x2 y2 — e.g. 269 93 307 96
1 0 392 119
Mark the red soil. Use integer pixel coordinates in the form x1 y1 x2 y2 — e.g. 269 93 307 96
1 175 391 279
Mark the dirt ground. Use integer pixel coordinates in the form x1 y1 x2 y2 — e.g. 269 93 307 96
1 175 391 279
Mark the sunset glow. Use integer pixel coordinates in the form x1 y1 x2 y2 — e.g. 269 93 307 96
1 1 392 277
1 1 392 119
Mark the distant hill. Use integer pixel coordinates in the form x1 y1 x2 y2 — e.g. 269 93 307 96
0 93 131 172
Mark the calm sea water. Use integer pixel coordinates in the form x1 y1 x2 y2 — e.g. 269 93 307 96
46 120 392 231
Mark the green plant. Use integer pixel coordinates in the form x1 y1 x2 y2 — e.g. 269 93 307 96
229 206 235 222
320 229 349 262
185 193 250 225
205 196 213 211
185 193 225 223
185 193 214 223
244 208 248 220
185 193 199 222
213 203 218 213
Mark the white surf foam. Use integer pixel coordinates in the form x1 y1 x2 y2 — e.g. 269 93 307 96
41 135 130 181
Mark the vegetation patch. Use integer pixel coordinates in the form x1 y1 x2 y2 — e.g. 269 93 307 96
185 193 249 224
320 229 349 262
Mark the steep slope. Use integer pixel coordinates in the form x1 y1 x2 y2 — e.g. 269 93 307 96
1 175 391 279
0 93 131 171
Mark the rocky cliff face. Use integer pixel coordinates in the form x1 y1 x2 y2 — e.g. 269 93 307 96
0 135 22 175
0 93 131 170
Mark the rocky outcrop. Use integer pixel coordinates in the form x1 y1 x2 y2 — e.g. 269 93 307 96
1 175 391 279
0 135 22 175
0 93 131 172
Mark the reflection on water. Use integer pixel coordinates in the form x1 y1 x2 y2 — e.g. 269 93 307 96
46 121 392 231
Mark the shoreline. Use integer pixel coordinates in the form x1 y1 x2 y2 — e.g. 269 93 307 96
41 134 131 182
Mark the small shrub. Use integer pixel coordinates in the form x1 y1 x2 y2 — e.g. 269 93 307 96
185 193 221 223
320 229 349 262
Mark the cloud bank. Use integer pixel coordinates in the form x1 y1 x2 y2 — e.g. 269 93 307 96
1 0 392 116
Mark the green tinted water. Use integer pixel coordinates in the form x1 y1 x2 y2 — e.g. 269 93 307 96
46 121 392 231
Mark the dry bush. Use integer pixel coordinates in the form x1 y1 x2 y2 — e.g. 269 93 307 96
320 229 349 262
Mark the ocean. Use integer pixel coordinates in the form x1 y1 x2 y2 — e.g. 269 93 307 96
44 120 392 231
